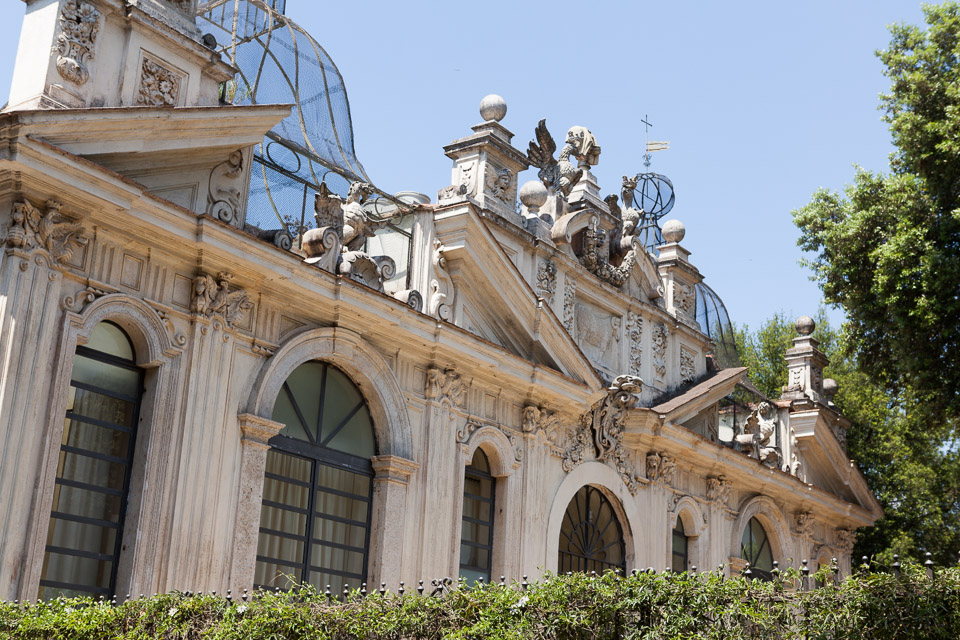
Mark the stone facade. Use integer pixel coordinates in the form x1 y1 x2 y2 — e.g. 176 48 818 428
0 0 880 600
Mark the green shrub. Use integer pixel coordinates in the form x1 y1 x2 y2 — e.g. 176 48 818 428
2 565 958 639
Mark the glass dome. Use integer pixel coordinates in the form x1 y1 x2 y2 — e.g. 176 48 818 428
695 281 740 368
199 0 405 233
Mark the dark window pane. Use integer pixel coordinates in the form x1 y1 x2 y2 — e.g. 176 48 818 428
86 322 134 360
311 544 365 576
71 356 140 399
47 517 117 556
61 419 131 458
257 532 305 565
51 483 123 523
313 516 366 548
41 551 112 589
316 465 370 497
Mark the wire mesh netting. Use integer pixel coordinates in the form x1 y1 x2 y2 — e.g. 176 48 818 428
198 0 405 233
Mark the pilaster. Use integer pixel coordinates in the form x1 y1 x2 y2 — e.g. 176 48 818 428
228 413 285 591
367 455 419 587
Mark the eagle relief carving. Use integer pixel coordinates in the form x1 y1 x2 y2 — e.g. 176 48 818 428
190 272 253 327
4 199 86 264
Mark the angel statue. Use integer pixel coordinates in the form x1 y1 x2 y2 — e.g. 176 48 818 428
526 119 583 198
340 181 379 251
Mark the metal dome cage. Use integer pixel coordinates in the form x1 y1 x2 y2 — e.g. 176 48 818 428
695 281 740 369
198 0 411 235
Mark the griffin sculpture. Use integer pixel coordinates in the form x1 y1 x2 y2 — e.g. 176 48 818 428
526 119 582 197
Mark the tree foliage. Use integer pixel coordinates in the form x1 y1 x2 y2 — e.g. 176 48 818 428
2 568 959 640
736 313 960 564
792 2 960 428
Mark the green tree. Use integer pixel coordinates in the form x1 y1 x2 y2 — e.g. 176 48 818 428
736 313 960 564
792 2 960 428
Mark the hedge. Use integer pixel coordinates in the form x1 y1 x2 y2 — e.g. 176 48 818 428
2 564 958 639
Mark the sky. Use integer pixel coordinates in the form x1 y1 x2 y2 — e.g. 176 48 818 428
0 0 930 332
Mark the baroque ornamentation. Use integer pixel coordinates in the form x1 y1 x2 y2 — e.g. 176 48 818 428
835 528 856 552
521 404 559 434
562 278 576 333
526 119 583 199
190 271 252 327
425 366 467 406
652 323 668 380
706 475 731 509
438 161 476 202
794 511 816 537
579 225 637 288
428 240 453 321
680 347 696 384
627 312 643 376
5 199 86 264
208 150 245 226
136 58 181 107
536 260 557 305
484 165 513 203
562 375 643 494
56 1 100 85
304 182 394 291
61 284 114 313
735 402 781 468
574 304 620 364
645 451 676 489
674 282 695 316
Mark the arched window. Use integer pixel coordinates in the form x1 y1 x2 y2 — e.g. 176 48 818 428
40 322 144 599
740 517 774 580
558 486 626 574
671 519 689 572
460 448 495 584
255 361 376 591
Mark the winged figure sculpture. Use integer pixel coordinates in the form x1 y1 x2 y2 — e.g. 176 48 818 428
526 119 582 198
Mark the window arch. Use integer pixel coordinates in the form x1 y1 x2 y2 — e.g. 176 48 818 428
39 322 144 599
558 486 626 574
460 448 495 584
254 361 377 591
740 517 774 579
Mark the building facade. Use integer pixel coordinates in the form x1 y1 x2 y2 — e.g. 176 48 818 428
0 0 880 601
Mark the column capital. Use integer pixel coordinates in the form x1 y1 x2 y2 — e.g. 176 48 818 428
237 413 284 449
371 455 420 485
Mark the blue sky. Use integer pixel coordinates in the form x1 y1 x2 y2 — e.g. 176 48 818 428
0 1 929 332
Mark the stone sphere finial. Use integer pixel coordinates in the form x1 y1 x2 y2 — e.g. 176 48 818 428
796 315 816 336
662 219 685 243
519 180 548 212
479 94 507 122
823 378 838 398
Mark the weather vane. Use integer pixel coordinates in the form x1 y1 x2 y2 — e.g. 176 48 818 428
641 114 670 168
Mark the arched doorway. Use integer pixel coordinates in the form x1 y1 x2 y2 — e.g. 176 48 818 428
558 486 626 574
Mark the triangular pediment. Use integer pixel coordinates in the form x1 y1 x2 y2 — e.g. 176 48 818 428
434 204 601 388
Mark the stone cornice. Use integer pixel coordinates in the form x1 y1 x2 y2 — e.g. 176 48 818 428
370 455 420 485
237 413 285 449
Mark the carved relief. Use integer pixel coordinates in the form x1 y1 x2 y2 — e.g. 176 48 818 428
645 451 676 489
521 404 558 434
562 278 576 333
136 58 182 107
735 401 780 468
5 199 86 264
794 511 816 537
680 347 696 384
484 165 513 203
438 161 476 202
425 366 467 406
575 304 620 365
579 225 636 288
674 281 695 317
627 312 643 376
190 271 252 327
835 528 856 552
56 1 100 85
562 375 643 494
706 475 731 509
536 260 557 305
208 150 246 226
652 323 668 380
